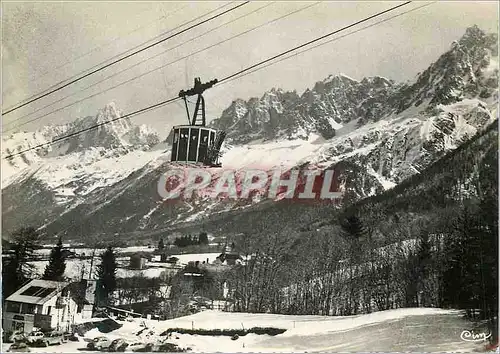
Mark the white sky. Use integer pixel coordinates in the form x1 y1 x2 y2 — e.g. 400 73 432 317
2 1 499 139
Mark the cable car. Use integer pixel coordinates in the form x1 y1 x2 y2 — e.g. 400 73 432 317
170 77 226 167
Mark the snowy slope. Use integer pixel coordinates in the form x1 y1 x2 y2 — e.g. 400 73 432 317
1 308 490 353
2 103 163 192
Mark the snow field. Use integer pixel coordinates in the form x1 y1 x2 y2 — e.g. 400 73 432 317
29 252 222 280
2 308 486 353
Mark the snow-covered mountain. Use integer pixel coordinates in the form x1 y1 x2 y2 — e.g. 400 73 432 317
209 75 395 143
210 26 498 144
1 26 498 240
2 102 162 189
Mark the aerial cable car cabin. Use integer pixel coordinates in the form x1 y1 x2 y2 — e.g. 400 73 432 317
170 77 226 168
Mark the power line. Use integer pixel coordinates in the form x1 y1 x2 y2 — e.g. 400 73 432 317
3 1 413 160
3 1 277 131
4 1 316 133
4 97 181 160
217 1 412 84
220 1 436 86
3 3 234 113
23 4 190 90
212 2 434 120
2 1 250 116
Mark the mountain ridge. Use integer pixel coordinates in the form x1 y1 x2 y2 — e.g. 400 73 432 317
1 25 498 240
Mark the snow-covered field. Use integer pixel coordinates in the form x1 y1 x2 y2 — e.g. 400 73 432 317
28 252 221 280
167 253 220 265
1 308 490 353
28 259 170 279
33 246 154 257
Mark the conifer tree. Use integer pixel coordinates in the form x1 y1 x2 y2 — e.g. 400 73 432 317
340 214 365 263
2 227 39 298
199 232 209 245
96 246 117 306
43 237 66 281
339 214 365 315
340 214 365 239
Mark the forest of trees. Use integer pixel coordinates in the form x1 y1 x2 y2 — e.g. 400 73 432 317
220 195 497 345
173 233 209 248
219 125 498 344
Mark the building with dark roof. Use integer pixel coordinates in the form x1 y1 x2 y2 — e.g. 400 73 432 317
214 242 243 266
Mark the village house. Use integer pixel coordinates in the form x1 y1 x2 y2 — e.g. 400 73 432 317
214 242 243 266
129 253 149 270
2 279 82 333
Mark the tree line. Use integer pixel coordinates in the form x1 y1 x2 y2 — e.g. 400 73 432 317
217 126 498 345
156 232 209 250
173 233 209 248
222 198 496 333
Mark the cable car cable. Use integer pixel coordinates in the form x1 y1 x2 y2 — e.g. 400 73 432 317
3 1 413 160
19 4 191 92
2 1 250 116
217 1 411 84
3 2 276 131
3 1 315 133
3 2 235 112
220 1 436 86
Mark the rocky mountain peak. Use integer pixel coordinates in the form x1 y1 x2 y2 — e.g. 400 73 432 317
210 26 497 146
458 25 497 51
395 26 498 114
2 26 498 237
62 102 133 154
209 71 402 144
2 103 161 172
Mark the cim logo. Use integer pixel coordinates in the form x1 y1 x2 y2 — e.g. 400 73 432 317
157 167 345 203
460 330 492 342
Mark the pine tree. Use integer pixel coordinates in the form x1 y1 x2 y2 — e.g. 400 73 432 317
340 214 365 262
2 227 40 298
339 214 365 315
43 237 66 281
340 214 365 239
199 232 209 245
96 246 117 306
158 238 165 251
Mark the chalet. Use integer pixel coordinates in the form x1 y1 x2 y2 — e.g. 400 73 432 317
159 254 179 264
3 279 80 333
214 243 243 266
129 253 149 270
